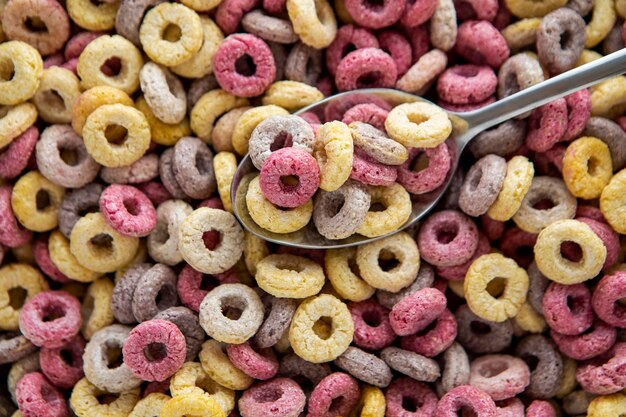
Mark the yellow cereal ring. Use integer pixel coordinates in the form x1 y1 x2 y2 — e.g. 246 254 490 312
262 81 325 111
486 156 535 221
514 302 547 334
587 393 626 417
169 362 235 414
534 219 606 284
590 76 626 118
0 0 5 43
77 35 143 94
82 103 151 168
385 101 452 148
290 294 354 363
199 340 254 391
617 0 626 18
334 0 355 24
171 17 224 79
562 136 612 199
356 183 412 238
0 263 48 331
161 394 225 417
48 231 102 283
0 102 38 149
213 152 237 212
11 171 65 232
10 241 35 266
0 41 43 105
190 89 249 142
504 0 567 18
81 278 114 340
243 231 269 276
555 357 578 399
350 385 386 417
502 18 542 52
287 0 337 49
129 393 171 417
33 67 81 124
139 3 203 67
585 0 616 48
179 0 222 11
464 253 529 322
246 176 313 234
135 95 190 146
255 254 325 298
70 212 139 274
576 49 603 67
600 168 626 233
325 247 375 302
232 105 289 155
70 377 140 417
72 86 134 136
67 0 119 31
315 121 354 192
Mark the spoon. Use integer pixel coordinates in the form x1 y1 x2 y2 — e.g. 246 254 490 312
231 48 626 249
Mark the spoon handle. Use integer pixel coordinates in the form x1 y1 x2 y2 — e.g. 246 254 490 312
461 48 626 134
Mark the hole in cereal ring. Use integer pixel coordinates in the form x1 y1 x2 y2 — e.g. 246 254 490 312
198 377 218 395
41 89 65 111
415 318 439 336
532 198 555 210
453 65 480 78
105 342 124 368
566 294 587 315
487 277 506 298
470 320 491 335
254 386 284 403
143 342 168 362
280 175 300 187
410 151 430 173
59 146 80 166
460 406 479 417
378 249 400 271
104 124 128 146
100 57 122 77
478 359 509 378
435 221 459 244
587 156 600 176
468 167 483 190
342 43 357 58
275 257 305 273
514 245 534 267
313 316 333 340
152 223 170 244
521 353 539 371
560 31 573 49
36 189 52 211
402 396 421 412
42 303 65 322
560 241 582 262
203 230 222 251
618 297 626 307
408 113 428 125
60 349 75 366
40 382 58 402
123 198 139 216
195 152 212 176
77 202 100 218
0 59 15 82
356 71 383 89
329 396 347 414
369 201 387 212
361 309 382 327
235 54 257 77
163 24 182 42
89 233 114 254
200 274 220 291
348 256 361 277
270 131 293 151
8 287 27 310
96 392 119 405
24 16 47 32
220 296 244 320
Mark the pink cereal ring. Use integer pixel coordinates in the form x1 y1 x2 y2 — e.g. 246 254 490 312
259 147 320 208
324 93 392 122
437 233 490 281
16 372 67 417
575 342 626 395
43 54 64 69
389 288 447 336
326 25 379 76
344 0 405 29
33 235 70 283
385 377 438 417
437 65 498 105
577 217 619 270
177 264 239 313
307 373 360 417
525 98 569 152
0 185 32 248
480 214 505 241
417 210 479 267
216 0 259 34
226 342 279 380
40 335 85 389
592 271 626 328
436 385 497 417
335 48 398 92
397 144 451 195
350 149 398 186
576 205 607 223
239 378 306 417
64 31 103 61
526 400 556 417
122 319 187 382
377 30 412 76
263 0 285 13
99 184 157 238
0 126 38 180
534 145 566 176
61 58 78 75
401 0 437 28
19 291 82 349
455 20 510 68
342 103 389 131
408 25 430 62
551 319 617 360
561 89 591 142
438 97 496 112
454 0 499 21
198 197 225 210
543 282 594 336
214 34 276 97
348 299 396 351
400 308 457 357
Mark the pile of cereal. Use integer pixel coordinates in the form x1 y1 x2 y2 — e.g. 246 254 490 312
0 0 626 416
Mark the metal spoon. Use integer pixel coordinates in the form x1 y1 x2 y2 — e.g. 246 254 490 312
231 48 626 249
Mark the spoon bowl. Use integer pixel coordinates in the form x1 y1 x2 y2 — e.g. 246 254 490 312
231 49 626 249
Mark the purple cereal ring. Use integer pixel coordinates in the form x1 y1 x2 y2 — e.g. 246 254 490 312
259 147 320 208
436 233 490 281
216 0 259 34
576 342 626 394
578 217 619 270
0 185 32 248
397 144 451 195
214 34 275 97
385 377 437 417
408 24 429 62
342 103 389 131
122 319 186 381
552 319 617 360
61 58 78 75
43 53 64 69
436 385 497 417
454 0 498 21
378 30 412 76
344 0 405 29
480 214 505 241
64 31 102 61
389 288 447 336
324 93 392 122
198 197 225 210
499 227 537 268
455 20 510 68
400 308 457 357
576 205 606 223
335 48 398 92
437 65 498 105
468 355 530 401
16 372 67 417
349 298 396 351
0 126 38 180
417 210 478 267
543 282 593 336
227 342 279 380
33 235 70 283
263 0 285 13
525 98 569 152
239 378 306 417
326 25 379 76
307 372 360 417
401 0 437 27
99 184 157 237
456 304 513 354
137 181 172 207
561 89 591 142
177 265 239 313
592 271 626 328
19 291 82 349
534 145 565 176
350 149 398 186
495 398 525 417
39 335 85 389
